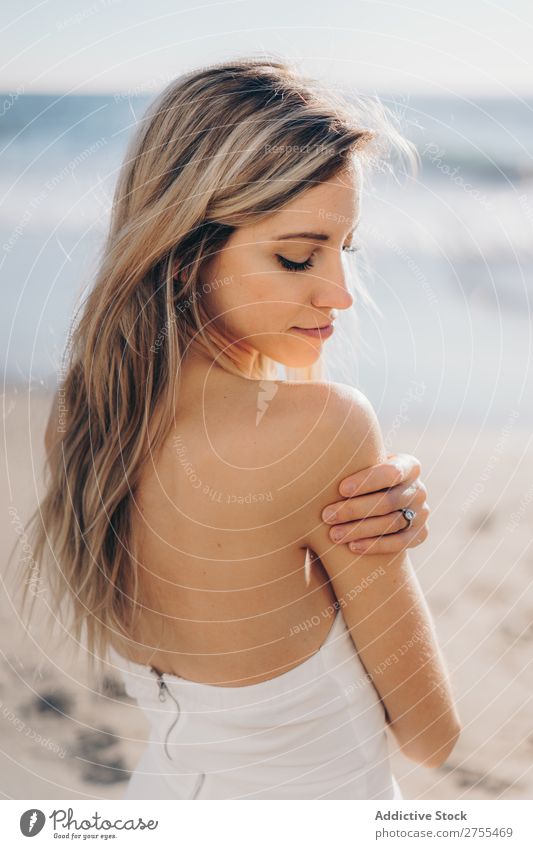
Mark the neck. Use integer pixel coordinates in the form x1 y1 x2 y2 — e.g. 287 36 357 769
184 334 263 381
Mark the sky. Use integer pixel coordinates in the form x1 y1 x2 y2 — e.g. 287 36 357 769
1 0 532 97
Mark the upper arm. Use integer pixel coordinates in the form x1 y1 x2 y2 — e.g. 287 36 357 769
293 383 462 767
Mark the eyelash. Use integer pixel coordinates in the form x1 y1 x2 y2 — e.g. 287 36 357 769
275 244 362 273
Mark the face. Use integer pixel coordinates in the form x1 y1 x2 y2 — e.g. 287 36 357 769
198 164 361 370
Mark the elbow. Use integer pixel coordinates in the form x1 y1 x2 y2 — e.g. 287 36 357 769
420 723 462 769
400 719 463 769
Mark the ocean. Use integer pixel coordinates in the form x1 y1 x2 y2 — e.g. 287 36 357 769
1 92 531 429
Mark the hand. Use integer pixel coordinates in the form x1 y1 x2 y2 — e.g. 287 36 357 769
321 452 430 555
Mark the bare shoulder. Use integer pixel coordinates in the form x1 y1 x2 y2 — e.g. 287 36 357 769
296 378 382 451
261 378 386 538
205 376 376 463
264 377 379 440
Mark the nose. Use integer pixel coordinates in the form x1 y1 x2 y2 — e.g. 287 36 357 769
310 257 354 312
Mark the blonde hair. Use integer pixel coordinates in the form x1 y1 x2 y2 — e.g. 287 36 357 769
13 56 418 673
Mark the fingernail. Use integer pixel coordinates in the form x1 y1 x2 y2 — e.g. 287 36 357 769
340 484 356 496
322 508 337 523
331 528 344 542
350 542 364 552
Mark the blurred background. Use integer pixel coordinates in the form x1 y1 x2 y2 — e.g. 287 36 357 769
1 0 532 801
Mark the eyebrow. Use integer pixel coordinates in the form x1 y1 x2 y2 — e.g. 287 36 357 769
275 231 330 241
274 229 357 242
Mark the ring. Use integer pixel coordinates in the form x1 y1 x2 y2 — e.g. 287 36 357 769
400 508 416 530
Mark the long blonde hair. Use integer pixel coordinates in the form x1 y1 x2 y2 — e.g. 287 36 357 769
13 56 418 672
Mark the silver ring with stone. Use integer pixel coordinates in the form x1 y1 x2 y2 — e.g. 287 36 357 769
401 508 416 530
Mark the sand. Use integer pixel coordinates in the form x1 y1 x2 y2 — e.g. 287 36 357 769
1 388 531 800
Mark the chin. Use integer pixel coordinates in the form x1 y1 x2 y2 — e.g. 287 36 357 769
262 341 322 369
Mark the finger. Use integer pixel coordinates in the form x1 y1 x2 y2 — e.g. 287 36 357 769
324 480 424 524
347 524 429 555
338 453 423 498
338 460 403 497
387 453 422 485
328 510 417 544
383 479 427 512
321 499 358 523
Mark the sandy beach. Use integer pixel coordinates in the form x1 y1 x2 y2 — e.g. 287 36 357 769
1 388 532 800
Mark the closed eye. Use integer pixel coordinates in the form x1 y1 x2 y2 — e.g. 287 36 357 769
276 254 315 272
276 242 362 273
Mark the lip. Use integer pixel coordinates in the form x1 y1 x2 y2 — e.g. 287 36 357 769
290 324 334 339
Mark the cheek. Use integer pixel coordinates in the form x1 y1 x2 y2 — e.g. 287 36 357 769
203 279 258 335
245 269 298 312
202 247 300 328
237 283 296 329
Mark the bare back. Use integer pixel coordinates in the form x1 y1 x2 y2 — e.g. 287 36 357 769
111 357 338 686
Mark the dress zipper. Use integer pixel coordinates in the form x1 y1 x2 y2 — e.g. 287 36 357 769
153 670 206 798
154 671 181 761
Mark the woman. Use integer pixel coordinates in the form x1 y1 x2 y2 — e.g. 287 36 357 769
24 57 461 800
